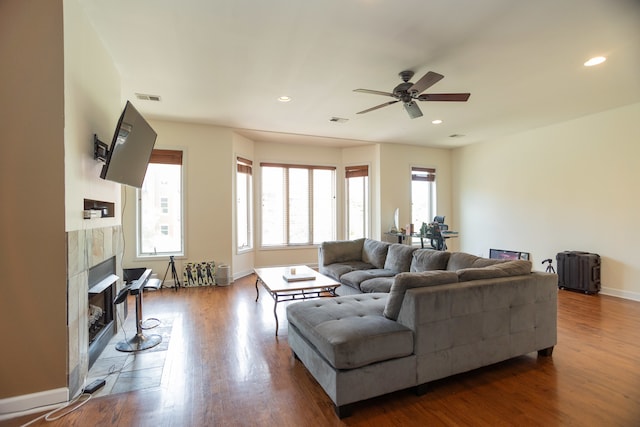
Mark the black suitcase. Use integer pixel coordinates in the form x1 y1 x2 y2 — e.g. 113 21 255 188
556 251 601 294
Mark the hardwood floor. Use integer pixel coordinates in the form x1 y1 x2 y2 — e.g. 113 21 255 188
7 275 640 426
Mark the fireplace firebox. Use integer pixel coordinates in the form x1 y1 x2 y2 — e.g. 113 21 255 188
88 256 119 368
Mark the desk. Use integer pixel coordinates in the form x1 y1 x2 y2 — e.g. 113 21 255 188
385 231 459 250
413 231 458 250
384 232 407 244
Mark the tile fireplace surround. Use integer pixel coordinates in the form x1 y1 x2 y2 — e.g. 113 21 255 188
67 225 125 397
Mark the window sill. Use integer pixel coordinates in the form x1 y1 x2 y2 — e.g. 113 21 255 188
135 254 185 262
259 244 319 251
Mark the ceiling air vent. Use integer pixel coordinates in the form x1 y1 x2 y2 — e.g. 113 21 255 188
135 93 161 102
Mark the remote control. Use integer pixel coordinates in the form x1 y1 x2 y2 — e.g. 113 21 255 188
83 379 106 394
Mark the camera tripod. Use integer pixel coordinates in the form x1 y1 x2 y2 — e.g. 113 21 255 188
542 258 556 273
161 255 182 291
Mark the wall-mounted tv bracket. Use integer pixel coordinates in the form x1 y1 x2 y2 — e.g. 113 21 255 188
94 134 109 163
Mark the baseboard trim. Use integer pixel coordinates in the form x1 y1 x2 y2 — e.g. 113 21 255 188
0 388 68 421
600 287 640 302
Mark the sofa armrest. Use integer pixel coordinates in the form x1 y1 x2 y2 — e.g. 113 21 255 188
319 238 365 266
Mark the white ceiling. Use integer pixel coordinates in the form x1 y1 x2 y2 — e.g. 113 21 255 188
79 0 640 148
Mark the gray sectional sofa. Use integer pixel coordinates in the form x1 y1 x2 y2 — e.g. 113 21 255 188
287 238 558 417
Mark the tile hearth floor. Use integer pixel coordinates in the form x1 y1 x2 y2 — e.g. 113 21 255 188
86 311 175 398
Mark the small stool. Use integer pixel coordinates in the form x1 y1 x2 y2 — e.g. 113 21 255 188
114 269 162 352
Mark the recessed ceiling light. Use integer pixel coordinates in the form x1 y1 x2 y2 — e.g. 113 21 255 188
584 56 606 67
278 96 292 102
432 119 443 124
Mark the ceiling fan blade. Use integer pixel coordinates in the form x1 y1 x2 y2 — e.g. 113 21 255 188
354 88 395 97
356 100 399 114
408 71 444 95
404 101 423 119
418 93 471 102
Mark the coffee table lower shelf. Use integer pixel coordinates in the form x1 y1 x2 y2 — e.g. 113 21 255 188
254 266 340 336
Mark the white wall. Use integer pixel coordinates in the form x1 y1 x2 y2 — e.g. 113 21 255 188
122 120 234 279
64 0 122 232
379 143 457 251
452 102 640 300
342 144 380 239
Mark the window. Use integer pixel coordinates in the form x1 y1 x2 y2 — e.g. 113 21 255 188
345 165 369 240
260 162 336 246
138 149 184 257
411 167 437 230
236 157 253 251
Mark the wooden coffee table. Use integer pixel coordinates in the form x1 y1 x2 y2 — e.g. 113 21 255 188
254 265 340 336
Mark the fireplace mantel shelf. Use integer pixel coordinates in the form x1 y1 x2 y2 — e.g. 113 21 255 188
89 274 119 295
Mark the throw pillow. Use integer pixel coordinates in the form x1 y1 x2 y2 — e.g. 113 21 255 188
362 239 390 269
410 250 451 272
383 270 459 320
383 244 417 273
457 260 532 281
457 267 508 281
493 260 532 275
446 252 482 271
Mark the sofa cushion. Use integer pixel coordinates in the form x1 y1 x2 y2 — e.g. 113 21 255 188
340 269 396 291
383 244 417 273
457 260 532 281
362 239 390 269
286 294 413 369
446 252 506 271
321 261 376 281
384 271 459 320
321 238 365 265
360 277 395 293
410 249 451 272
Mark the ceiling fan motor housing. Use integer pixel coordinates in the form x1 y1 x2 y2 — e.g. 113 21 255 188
393 82 414 102
399 70 415 82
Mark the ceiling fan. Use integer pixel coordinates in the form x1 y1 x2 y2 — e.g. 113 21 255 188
354 70 470 119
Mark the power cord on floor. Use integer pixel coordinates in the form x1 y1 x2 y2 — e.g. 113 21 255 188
141 317 161 330
19 390 92 426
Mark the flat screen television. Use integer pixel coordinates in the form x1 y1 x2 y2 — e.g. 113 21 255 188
100 101 157 188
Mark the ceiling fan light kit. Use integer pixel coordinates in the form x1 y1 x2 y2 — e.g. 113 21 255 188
354 70 470 119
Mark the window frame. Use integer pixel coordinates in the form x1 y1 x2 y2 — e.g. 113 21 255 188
410 166 437 237
136 149 185 258
345 164 370 240
236 156 253 253
259 162 336 248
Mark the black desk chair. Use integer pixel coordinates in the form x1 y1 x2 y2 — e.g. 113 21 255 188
422 222 446 251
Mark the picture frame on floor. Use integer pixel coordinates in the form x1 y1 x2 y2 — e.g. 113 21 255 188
183 261 216 286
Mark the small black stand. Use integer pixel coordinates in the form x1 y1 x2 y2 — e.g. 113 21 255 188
542 258 556 274
161 255 181 291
